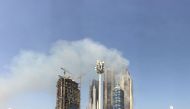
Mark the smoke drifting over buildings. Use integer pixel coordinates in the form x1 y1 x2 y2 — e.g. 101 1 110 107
0 38 128 108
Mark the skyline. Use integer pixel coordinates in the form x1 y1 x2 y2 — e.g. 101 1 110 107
0 0 190 109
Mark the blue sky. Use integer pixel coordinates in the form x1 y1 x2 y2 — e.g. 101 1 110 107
0 0 190 109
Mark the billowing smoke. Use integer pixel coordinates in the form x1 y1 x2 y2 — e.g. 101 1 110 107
0 38 128 107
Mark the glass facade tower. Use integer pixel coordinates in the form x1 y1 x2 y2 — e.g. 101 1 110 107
113 84 124 109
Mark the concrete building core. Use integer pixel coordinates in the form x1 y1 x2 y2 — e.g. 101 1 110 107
55 76 80 109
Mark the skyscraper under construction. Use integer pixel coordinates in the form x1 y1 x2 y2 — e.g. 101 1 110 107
55 76 80 109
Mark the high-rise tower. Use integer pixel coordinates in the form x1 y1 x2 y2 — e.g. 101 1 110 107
88 80 99 109
113 84 124 109
55 76 80 109
120 69 133 109
103 69 115 109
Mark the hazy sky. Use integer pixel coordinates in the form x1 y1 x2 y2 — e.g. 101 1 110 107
0 0 190 109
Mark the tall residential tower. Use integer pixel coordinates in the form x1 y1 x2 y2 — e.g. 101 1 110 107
88 80 99 109
103 69 115 109
120 69 133 109
113 84 124 109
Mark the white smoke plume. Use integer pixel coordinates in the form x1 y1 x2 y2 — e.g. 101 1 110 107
0 38 128 107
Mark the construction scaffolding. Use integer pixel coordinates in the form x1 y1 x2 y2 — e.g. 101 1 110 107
55 76 80 109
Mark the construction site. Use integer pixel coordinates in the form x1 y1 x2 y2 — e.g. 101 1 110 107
55 61 133 109
55 75 80 109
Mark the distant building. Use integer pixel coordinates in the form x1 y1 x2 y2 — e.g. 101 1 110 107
103 70 115 109
88 80 99 109
89 68 133 109
120 69 133 109
113 84 124 109
55 76 80 109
